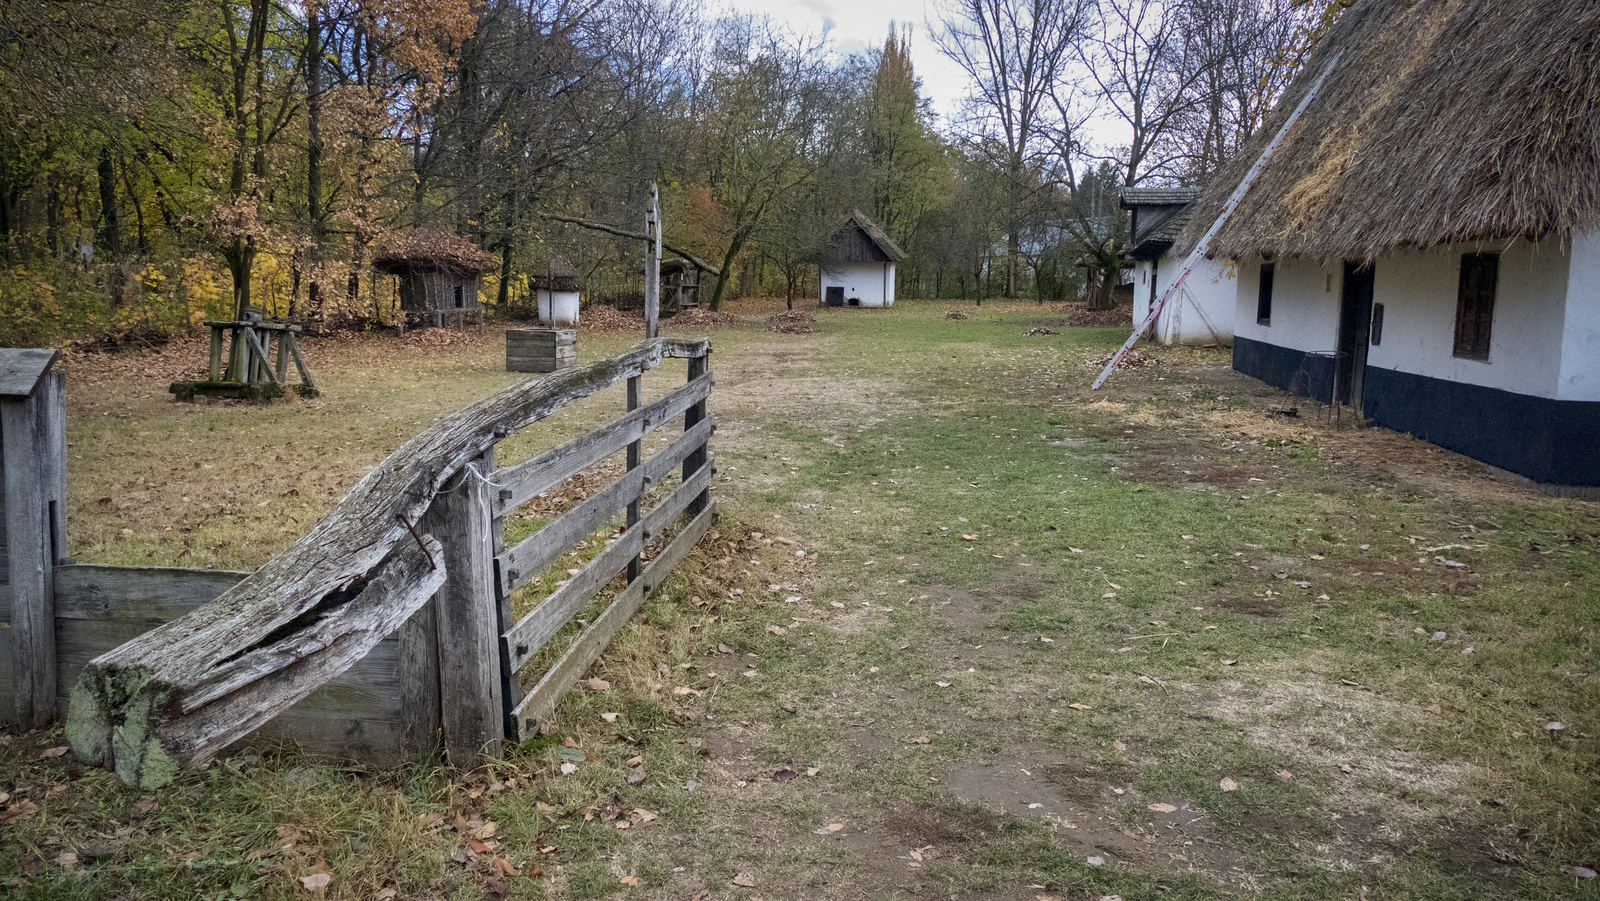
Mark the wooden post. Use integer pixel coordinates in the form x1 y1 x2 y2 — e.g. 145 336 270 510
209 327 223 381
625 376 642 581
482 446 522 738
422 458 504 765
275 330 290 384
1 355 66 728
683 349 710 516
645 183 660 340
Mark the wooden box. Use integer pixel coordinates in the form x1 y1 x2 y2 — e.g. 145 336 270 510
507 328 577 373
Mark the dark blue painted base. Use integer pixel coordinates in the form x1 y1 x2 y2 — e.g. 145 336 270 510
1234 336 1334 404
1234 336 1600 486
1361 368 1600 487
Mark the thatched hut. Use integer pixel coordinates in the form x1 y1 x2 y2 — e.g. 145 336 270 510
1119 186 1233 346
530 256 582 327
819 211 905 308
1177 0 1600 491
659 258 702 314
372 232 498 328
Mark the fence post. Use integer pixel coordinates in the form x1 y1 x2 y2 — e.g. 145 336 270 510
422 456 504 765
683 349 710 515
626 375 642 581
2 356 67 728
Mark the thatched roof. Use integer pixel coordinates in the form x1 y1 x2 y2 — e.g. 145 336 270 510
529 255 582 291
1121 187 1200 261
843 211 907 262
371 231 499 277
1176 0 1600 262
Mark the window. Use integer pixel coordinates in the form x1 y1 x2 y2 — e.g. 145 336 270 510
1453 253 1497 360
1256 262 1275 325
454 285 465 309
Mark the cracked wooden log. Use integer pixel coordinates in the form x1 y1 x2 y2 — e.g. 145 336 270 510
66 337 709 788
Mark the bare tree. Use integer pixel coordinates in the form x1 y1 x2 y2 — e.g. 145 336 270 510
932 0 1093 298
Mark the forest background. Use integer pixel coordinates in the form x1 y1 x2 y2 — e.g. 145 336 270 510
0 0 1344 345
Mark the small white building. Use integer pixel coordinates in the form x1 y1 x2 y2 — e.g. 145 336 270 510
1174 0 1600 491
819 211 905 308
1120 187 1235 346
531 256 581 327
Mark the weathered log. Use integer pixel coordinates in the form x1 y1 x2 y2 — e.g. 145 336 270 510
67 337 709 787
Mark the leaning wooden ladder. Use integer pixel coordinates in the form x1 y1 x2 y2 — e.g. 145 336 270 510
1092 52 1344 390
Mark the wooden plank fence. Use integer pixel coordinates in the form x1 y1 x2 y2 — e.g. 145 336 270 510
0 340 715 788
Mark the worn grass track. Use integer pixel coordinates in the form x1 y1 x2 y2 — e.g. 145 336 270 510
3 300 1597 900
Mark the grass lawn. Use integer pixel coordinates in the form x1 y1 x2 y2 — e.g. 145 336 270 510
3 299 1598 900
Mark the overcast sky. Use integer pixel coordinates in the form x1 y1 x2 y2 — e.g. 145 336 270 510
723 0 971 126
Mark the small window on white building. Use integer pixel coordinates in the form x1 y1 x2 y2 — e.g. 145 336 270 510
1256 263 1275 325
1453 253 1497 361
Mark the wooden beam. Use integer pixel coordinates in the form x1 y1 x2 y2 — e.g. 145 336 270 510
0 349 57 398
3 378 59 727
543 215 721 277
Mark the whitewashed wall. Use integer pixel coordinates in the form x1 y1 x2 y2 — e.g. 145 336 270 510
1233 256 1343 352
538 289 580 327
1132 254 1237 345
820 262 895 307
1558 231 1600 402
1366 237 1569 398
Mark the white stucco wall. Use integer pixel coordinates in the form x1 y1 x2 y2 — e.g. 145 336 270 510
1364 237 1569 398
1233 256 1343 353
1558 231 1600 401
820 262 895 307
538 289 580 326
1238 237 1577 400
1131 253 1237 345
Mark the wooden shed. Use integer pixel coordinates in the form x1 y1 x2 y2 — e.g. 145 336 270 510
659 258 702 314
372 231 498 328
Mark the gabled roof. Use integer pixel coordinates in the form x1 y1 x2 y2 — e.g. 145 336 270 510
1119 187 1200 209
372 231 499 277
1176 0 1600 261
838 211 907 262
530 255 582 291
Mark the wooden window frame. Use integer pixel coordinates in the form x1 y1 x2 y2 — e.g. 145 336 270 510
1453 253 1498 361
1256 262 1275 325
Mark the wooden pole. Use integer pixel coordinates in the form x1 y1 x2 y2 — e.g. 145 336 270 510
645 183 660 340
422 458 504 765
209 327 224 381
684 349 710 516
3 370 65 727
625 376 642 581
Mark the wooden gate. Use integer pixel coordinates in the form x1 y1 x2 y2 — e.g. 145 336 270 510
0 339 715 788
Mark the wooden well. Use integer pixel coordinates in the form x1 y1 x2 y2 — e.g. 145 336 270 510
507 328 576 373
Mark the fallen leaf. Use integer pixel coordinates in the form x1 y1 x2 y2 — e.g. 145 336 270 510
620 875 640 886
1112 740 1127 752
469 838 491 854
909 848 923 861
300 873 333 890
55 852 78 867
1138 675 1156 685
600 712 618 723
1148 803 1178 813
493 858 519 877
584 678 610 691
766 625 787 636
1546 722 1566 731
1276 770 1295 780
39 746 69 759
559 762 577 775
472 821 498 840
2 799 39 823
733 872 757 887
1221 659 1237 666
1067 703 1092 711
1561 866 1598 878
935 681 951 687
909 736 931 744
1219 777 1239 792
814 823 845 834
627 766 646 784
376 889 398 900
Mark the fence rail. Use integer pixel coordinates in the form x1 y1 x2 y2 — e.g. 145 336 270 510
39 337 714 788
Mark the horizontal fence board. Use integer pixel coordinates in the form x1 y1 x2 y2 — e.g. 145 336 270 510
502 461 714 671
496 415 715 595
512 500 716 736
492 376 713 517
1 564 407 764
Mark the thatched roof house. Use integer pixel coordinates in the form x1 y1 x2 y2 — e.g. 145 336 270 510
1119 186 1235 345
373 231 498 316
819 210 905 308
1176 0 1600 261
1192 0 1600 493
